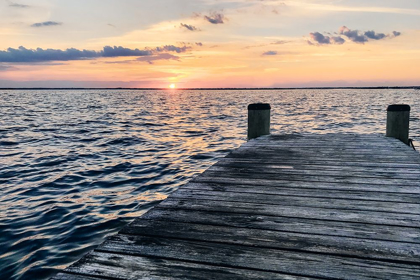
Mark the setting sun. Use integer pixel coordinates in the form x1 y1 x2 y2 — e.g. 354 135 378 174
169 84 176 89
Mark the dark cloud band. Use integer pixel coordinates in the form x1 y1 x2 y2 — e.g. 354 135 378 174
9 1 29 8
31 21 62 28
309 26 401 45
0 45 192 63
309 32 345 45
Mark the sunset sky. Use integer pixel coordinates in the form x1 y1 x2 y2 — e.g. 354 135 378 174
0 0 419 88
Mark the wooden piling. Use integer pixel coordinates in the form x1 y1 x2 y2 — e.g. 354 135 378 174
247 103 271 140
386 104 410 145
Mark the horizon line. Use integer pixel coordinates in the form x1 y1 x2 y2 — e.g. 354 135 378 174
1 86 420 90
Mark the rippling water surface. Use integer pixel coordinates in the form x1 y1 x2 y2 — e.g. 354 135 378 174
0 89 419 279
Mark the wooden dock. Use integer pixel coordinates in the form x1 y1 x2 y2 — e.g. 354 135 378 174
53 133 420 280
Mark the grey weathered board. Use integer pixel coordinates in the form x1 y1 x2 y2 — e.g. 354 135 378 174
53 134 420 280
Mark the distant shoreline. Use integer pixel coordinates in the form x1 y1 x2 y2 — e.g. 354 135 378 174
1 86 419 90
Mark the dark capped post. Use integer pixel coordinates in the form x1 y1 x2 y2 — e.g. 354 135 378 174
247 103 271 140
386 104 410 145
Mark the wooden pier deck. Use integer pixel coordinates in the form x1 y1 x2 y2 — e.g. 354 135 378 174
53 133 420 280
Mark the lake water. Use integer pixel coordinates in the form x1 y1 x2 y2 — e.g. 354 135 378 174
0 89 419 279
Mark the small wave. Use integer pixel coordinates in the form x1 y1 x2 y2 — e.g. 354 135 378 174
143 122 165 127
0 141 19 146
79 137 101 143
190 153 214 160
100 137 145 146
37 128 58 132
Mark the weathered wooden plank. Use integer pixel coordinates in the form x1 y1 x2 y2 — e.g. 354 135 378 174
245 145 414 151
172 188 420 213
245 141 406 149
192 177 420 194
98 235 420 280
141 208 420 244
65 251 312 280
253 134 404 142
241 137 405 146
218 157 420 169
51 273 102 280
244 139 410 147
246 142 406 148
226 150 420 163
246 141 408 147
244 142 415 152
199 170 420 186
157 197 420 227
120 219 420 263
183 182 420 203
214 159 420 174
226 154 420 164
207 165 420 180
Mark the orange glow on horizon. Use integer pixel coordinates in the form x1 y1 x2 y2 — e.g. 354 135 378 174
169 84 176 89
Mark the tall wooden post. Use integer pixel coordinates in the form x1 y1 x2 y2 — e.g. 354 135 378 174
248 103 271 140
386 104 410 145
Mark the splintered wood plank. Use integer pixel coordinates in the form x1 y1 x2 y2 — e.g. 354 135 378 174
140 208 420 244
214 159 420 174
217 157 420 169
55 134 420 280
171 188 420 213
192 177 420 194
120 219 420 263
226 151 420 164
64 251 311 280
157 197 420 227
97 235 420 280
198 170 420 186
51 274 103 280
207 165 420 180
182 182 420 203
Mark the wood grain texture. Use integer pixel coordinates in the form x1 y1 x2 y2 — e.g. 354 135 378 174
140 208 420 243
54 134 420 279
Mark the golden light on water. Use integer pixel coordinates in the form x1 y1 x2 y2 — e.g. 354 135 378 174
169 84 176 89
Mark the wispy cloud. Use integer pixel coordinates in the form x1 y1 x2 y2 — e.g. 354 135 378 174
285 2 420 16
103 53 180 65
204 12 226 24
31 21 62 28
0 45 192 63
155 45 190 53
136 53 180 64
271 40 289 45
180 23 199 31
0 64 18 71
262 51 278 56
7 1 29 8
